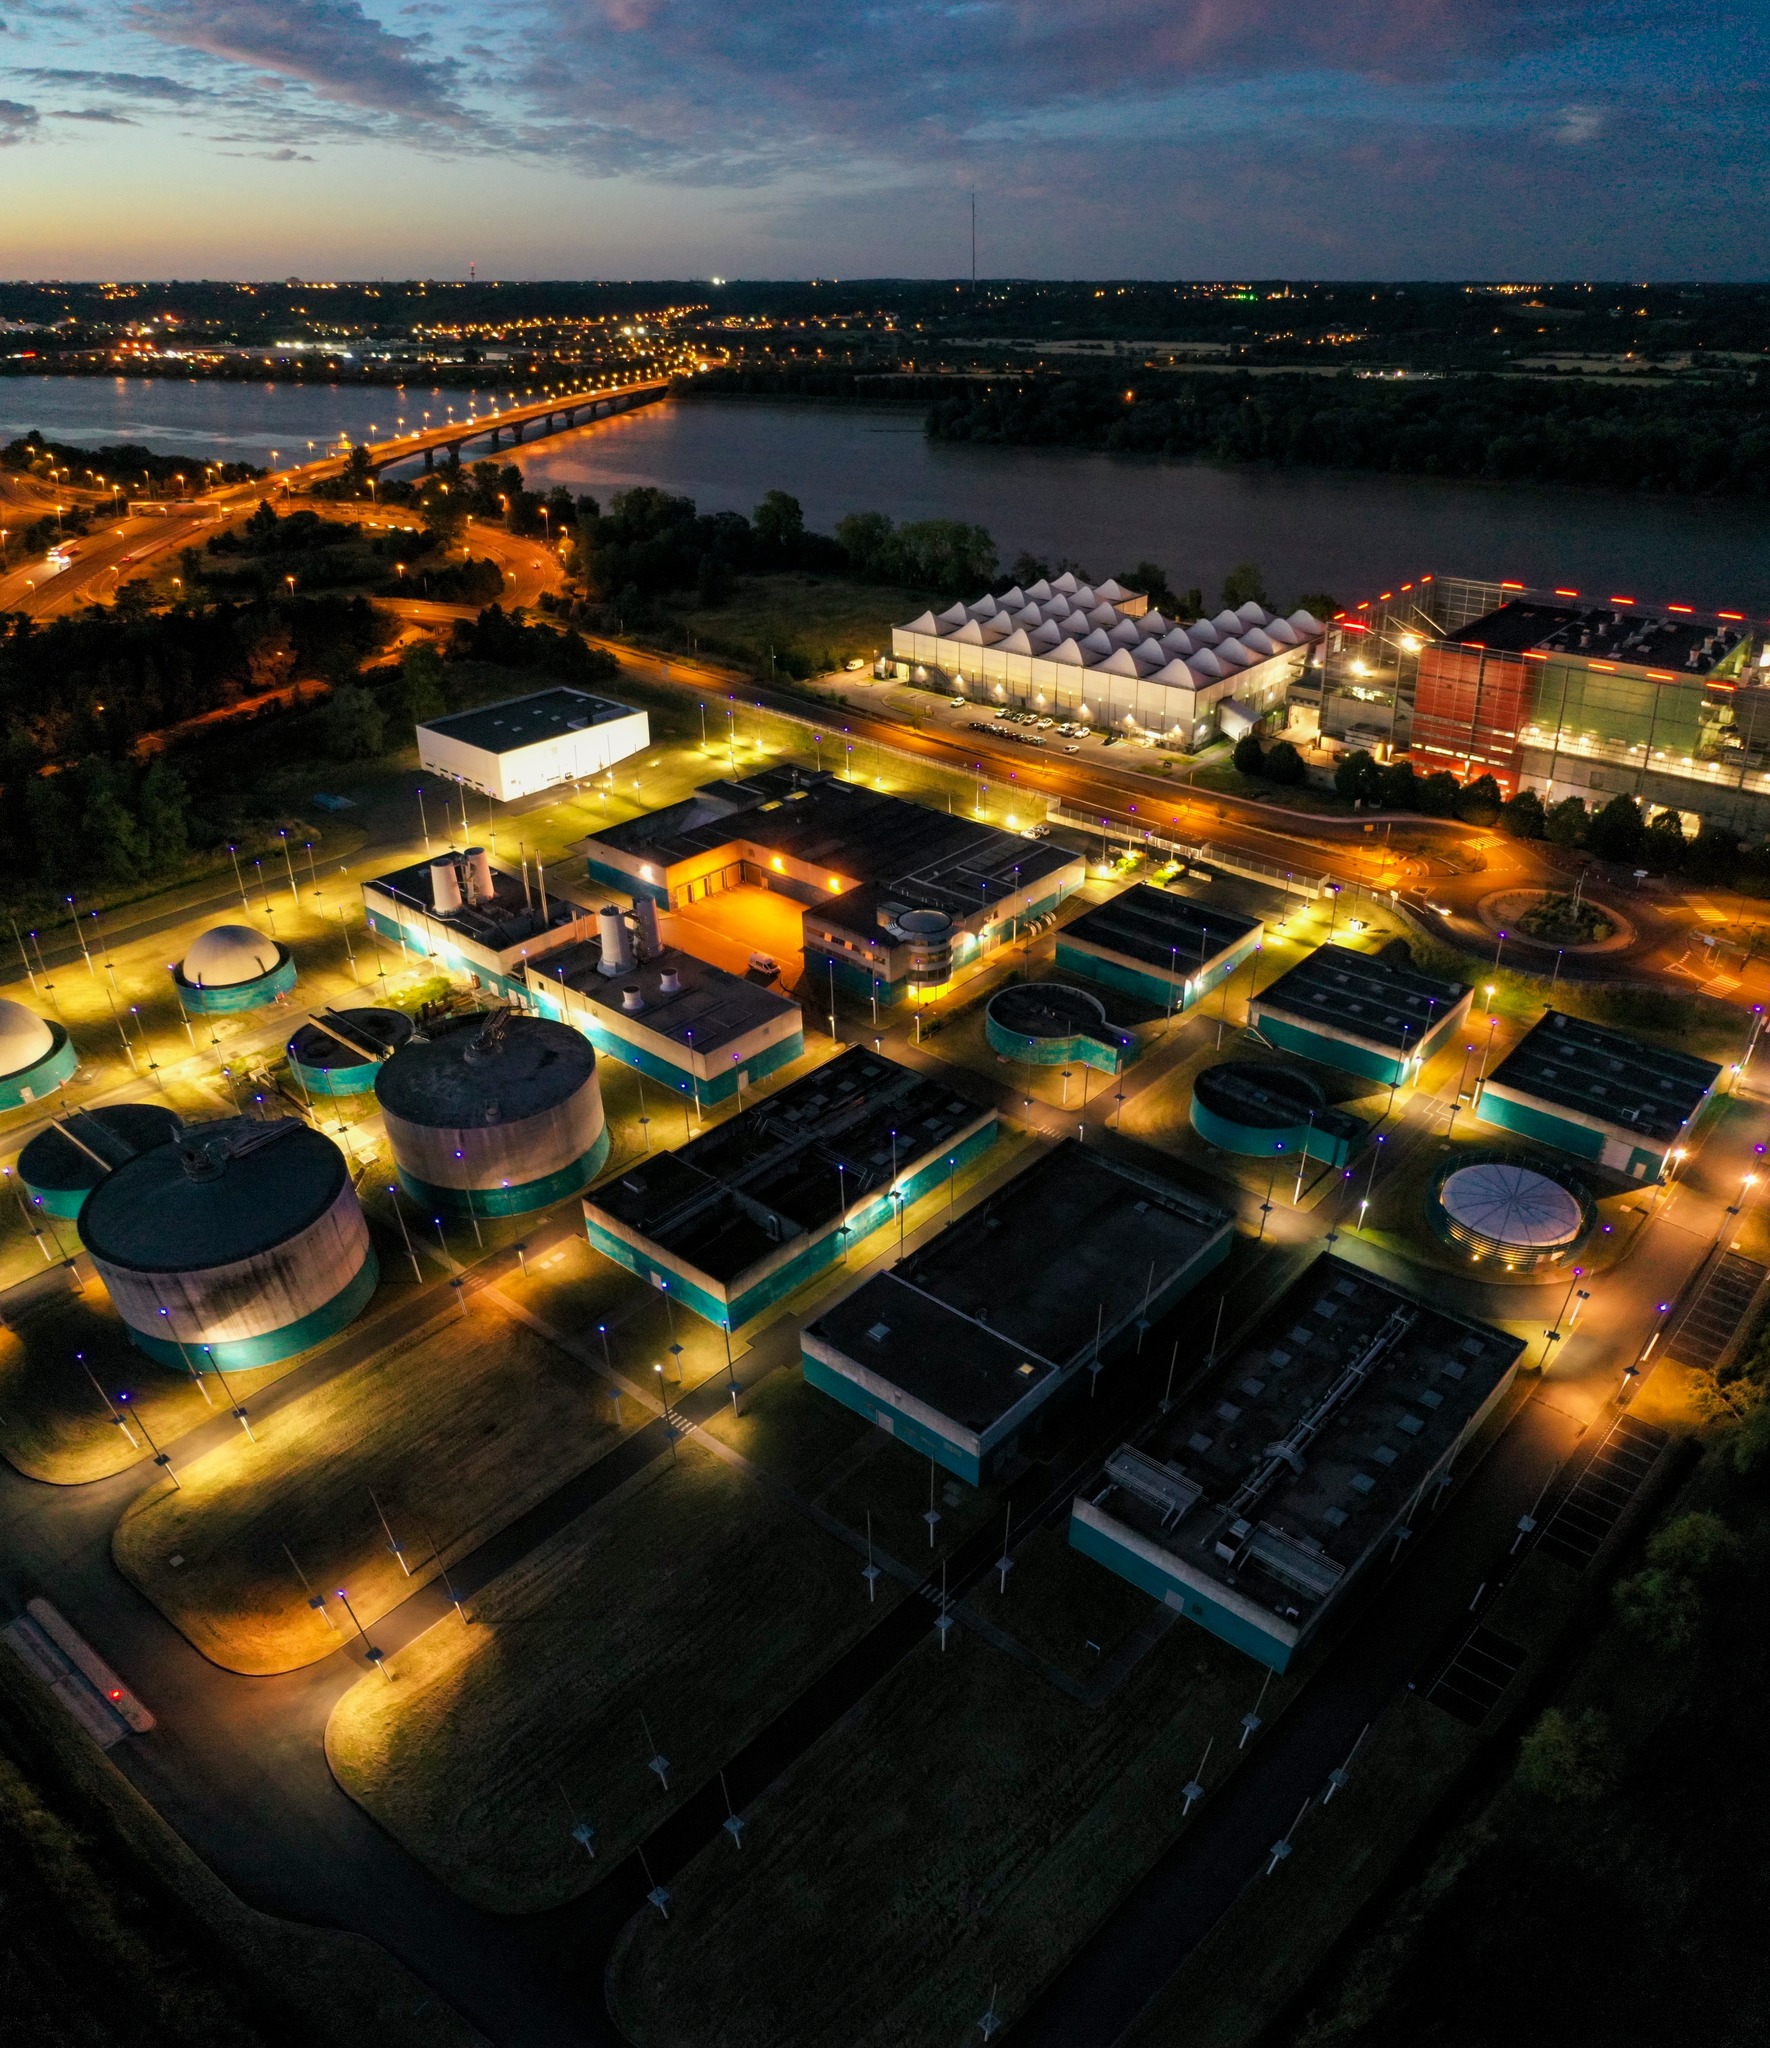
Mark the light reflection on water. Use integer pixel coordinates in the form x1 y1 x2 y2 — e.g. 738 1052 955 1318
5 377 1769 613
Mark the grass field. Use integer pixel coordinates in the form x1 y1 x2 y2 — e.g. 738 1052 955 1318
0 1279 296 1486
326 1433 897 1911
607 1582 1301 2048
113 1299 627 1673
653 572 928 676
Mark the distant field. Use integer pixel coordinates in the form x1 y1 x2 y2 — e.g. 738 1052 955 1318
326 1434 896 1911
657 571 927 675
607 1542 1299 2048
113 1300 625 1673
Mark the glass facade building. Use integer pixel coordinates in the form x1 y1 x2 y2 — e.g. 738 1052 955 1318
1314 575 1770 829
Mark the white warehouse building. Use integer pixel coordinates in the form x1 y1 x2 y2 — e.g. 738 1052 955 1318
417 686 650 803
892 573 1325 745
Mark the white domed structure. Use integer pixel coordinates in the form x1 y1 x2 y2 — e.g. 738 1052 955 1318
183 924 279 987
173 922 295 1014
0 998 54 1076
0 996 76 1108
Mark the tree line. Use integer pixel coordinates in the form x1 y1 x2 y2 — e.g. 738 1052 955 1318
927 372 1770 497
570 483 998 615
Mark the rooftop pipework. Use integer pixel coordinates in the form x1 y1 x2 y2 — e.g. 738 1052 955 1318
1072 1256 1524 1669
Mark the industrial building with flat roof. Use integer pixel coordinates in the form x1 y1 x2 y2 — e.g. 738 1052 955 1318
1056 884 1262 1013
417 686 649 801
526 925 802 1108
803 1142 1233 1485
362 844 596 1004
1071 1256 1523 1670
1250 943 1471 1088
579 765 1083 1005
1476 1008 1720 1182
583 1048 996 1328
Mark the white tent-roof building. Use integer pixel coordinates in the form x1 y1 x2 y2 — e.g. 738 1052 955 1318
892 579 1324 745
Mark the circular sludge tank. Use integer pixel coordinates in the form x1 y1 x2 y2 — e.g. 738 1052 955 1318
19 1103 181 1219
172 922 296 1014
375 1009 608 1216
1191 1061 1325 1156
287 1008 414 1097
983 982 1132 1072
0 997 79 1109
1429 1153 1594 1271
78 1116 378 1369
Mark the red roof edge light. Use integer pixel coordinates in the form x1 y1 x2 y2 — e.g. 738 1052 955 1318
1609 595 1636 605
1554 588 1580 597
1667 604 1694 614
1719 611 1745 621
1500 581 1524 589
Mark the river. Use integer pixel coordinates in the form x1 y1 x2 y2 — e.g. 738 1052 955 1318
6 374 1770 615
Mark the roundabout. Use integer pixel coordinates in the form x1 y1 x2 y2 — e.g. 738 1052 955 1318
1476 886 1635 953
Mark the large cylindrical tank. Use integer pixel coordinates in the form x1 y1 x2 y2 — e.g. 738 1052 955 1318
286 1007 415 1097
78 1117 378 1369
0 997 78 1108
375 1010 607 1216
173 922 296 1014
19 1103 181 1219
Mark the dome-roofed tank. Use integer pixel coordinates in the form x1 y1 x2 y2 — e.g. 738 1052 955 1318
287 1007 415 1097
173 922 296 1015
78 1116 378 1368
376 1007 607 1216
1429 1151 1594 1272
0 996 78 1108
19 1102 181 1218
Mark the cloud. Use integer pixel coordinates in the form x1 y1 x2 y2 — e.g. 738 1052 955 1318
220 142 314 157
14 65 212 101
0 94 37 139
130 0 465 119
52 105 139 120
1552 103 1605 143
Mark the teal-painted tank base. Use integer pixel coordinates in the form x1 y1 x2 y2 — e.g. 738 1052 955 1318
288 1054 380 1097
22 1181 88 1221
398 1129 612 1218
125 1248 380 1371
0 1026 79 1110
176 956 298 1015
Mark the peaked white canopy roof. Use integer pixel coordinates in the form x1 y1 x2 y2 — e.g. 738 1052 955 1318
1094 647 1141 677
1107 618 1143 647
1187 649 1226 678
1079 628 1115 656
1235 599 1270 627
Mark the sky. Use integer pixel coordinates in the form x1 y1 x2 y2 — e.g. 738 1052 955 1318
0 0 1765 279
